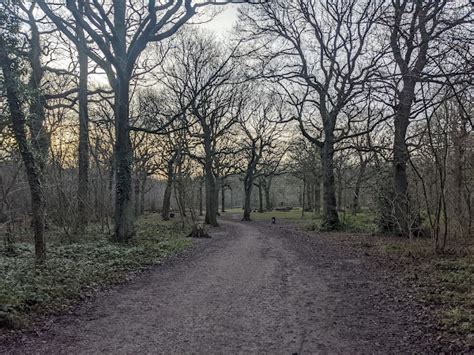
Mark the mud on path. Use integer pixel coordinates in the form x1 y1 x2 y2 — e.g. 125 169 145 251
1 217 436 354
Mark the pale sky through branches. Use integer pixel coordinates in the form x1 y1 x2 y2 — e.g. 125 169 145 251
199 4 240 34
86 4 241 85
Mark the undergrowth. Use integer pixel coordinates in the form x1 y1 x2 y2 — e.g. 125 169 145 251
434 257 474 334
0 213 192 329
380 240 474 344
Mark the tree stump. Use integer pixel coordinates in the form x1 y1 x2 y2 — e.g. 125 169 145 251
187 223 211 238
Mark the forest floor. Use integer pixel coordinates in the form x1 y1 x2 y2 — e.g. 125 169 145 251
0 213 472 353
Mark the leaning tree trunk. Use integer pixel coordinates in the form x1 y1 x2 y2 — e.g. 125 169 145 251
1 51 46 262
321 132 339 230
76 7 89 235
27 10 49 174
113 75 135 242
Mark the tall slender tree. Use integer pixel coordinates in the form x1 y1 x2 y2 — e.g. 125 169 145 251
0 2 47 261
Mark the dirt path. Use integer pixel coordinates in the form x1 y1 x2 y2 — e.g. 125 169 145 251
1 217 435 354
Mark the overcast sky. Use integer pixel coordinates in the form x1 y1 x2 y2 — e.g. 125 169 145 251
199 4 241 35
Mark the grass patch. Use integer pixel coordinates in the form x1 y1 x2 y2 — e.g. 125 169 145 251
380 239 474 341
430 257 474 335
225 207 316 222
338 212 377 233
0 213 192 329
226 207 377 234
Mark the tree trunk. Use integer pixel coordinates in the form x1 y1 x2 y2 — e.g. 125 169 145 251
173 176 186 220
180 183 186 216
204 163 218 226
242 158 256 221
176 163 187 217
1 50 46 262
221 179 225 213
393 96 412 236
243 181 253 221
301 179 306 218
203 128 218 226
134 174 140 218
314 179 321 214
113 75 135 242
258 183 263 213
264 179 272 211
351 161 367 215
306 182 313 211
199 180 203 216
108 155 114 216
336 170 343 212
27 12 49 173
214 177 219 217
76 5 89 235
140 174 146 215
351 180 361 215
449 112 470 238
321 134 339 229
161 169 173 221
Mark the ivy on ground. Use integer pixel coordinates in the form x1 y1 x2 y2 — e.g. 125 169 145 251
0 214 192 328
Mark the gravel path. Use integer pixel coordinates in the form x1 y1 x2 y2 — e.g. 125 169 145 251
1 217 435 354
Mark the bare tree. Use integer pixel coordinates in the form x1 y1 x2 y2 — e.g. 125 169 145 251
76 13 90 235
379 0 471 236
160 31 242 226
240 99 286 221
37 0 245 241
239 0 385 229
